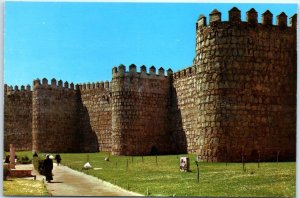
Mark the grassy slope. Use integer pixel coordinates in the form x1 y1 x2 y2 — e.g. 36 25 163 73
3 178 49 196
14 151 295 197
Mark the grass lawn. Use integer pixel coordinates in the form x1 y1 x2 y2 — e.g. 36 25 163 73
14 151 295 197
3 178 49 196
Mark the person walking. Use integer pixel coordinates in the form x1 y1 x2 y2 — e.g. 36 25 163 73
55 154 62 166
43 154 53 183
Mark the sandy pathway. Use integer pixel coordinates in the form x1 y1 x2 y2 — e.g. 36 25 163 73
18 164 142 196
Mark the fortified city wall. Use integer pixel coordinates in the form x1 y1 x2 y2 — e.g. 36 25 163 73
172 66 198 153
8 77 113 153
192 8 296 161
77 81 112 152
4 85 32 151
111 64 174 155
3 7 296 162
32 78 79 152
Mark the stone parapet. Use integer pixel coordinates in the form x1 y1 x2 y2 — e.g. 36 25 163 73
77 81 111 91
112 64 171 79
197 8 295 30
4 84 32 95
33 78 76 91
173 66 197 80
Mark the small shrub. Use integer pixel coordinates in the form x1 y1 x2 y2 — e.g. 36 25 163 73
18 155 32 164
33 156 45 175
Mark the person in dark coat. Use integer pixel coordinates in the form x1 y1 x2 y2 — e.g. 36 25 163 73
43 155 53 183
55 154 62 166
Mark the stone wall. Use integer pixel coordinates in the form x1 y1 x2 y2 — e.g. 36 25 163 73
32 78 79 152
3 7 296 162
191 8 296 162
77 81 112 152
4 85 32 151
172 66 198 153
111 64 173 155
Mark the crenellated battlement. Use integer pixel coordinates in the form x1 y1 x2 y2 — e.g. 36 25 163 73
173 66 197 80
4 84 32 95
112 64 173 79
4 6 296 161
197 7 297 30
76 80 111 91
33 78 76 91
194 7 297 66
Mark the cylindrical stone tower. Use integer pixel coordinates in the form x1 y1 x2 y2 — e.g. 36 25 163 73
32 78 79 152
193 8 296 162
111 64 173 155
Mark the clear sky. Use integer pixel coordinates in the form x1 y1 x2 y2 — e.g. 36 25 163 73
4 2 297 86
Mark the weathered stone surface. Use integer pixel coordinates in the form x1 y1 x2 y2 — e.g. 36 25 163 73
111 67 172 155
78 84 111 152
4 87 32 151
192 10 296 162
3 8 296 162
32 81 78 152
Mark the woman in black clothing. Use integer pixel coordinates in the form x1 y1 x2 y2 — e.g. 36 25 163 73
43 155 53 183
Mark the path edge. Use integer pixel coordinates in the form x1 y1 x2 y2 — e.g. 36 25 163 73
63 165 144 196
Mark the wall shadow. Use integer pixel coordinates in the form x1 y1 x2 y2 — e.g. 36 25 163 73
168 80 187 154
76 92 99 152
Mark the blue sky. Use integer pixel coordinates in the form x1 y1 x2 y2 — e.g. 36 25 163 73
4 2 297 86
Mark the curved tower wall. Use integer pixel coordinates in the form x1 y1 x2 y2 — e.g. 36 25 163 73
32 79 79 152
111 65 173 155
191 8 296 162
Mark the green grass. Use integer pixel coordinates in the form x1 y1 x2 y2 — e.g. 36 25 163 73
14 151 295 197
3 178 49 196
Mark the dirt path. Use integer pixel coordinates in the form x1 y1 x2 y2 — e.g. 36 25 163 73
18 164 142 196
